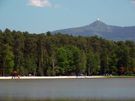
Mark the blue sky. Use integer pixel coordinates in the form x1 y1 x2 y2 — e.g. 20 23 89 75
0 0 135 33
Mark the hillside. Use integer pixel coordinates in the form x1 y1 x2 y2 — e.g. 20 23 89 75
53 20 135 41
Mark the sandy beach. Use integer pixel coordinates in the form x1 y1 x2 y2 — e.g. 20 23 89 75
0 76 105 80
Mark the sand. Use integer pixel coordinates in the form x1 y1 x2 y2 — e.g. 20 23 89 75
0 76 105 80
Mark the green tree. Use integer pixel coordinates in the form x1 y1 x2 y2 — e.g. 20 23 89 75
67 46 85 75
116 42 130 75
100 50 109 75
1 44 14 75
86 50 100 75
56 47 69 75
13 31 25 74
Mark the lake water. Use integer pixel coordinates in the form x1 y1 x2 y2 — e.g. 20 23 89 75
0 78 135 101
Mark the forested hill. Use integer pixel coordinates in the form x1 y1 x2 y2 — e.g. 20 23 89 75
0 29 135 76
53 20 135 41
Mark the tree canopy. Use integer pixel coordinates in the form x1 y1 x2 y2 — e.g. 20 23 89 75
0 29 135 76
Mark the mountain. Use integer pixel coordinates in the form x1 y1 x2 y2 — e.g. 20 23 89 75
53 20 135 41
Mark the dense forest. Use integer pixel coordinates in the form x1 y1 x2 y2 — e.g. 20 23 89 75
0 28 135 76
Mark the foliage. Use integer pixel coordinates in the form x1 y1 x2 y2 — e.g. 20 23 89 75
0 29 135 76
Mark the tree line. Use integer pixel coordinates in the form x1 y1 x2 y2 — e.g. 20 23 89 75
0 29 135 76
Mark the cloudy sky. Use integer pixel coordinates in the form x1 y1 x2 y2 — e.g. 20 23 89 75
0 0 135 33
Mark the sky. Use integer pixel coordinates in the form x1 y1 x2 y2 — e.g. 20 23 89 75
0 0 135 33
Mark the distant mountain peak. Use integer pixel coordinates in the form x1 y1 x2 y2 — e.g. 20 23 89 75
89 20 107 27
53 20 135 41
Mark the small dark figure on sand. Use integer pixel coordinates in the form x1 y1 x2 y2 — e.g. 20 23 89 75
12 70 20 79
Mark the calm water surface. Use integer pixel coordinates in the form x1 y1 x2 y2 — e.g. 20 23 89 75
0 78 135 101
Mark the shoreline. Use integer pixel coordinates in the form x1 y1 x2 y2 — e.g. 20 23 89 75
0 76 135 80
0 76 104 80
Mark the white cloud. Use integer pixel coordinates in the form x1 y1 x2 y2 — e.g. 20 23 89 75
28 0 52 8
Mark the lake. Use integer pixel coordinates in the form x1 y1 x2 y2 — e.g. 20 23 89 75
0 78 135 101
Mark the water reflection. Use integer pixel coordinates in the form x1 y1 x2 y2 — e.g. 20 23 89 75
0 78 135 101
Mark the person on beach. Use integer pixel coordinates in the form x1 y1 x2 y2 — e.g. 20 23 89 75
12 70 20 79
